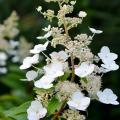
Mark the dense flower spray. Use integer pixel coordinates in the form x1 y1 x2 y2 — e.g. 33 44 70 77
0 11 32 74
20 0 119 120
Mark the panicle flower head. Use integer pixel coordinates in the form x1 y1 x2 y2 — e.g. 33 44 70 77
19 0 120 119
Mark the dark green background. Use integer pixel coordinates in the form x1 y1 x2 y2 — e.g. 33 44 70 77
0 0 120 120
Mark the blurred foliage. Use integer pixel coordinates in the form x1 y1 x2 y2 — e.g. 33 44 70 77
0 0 120 120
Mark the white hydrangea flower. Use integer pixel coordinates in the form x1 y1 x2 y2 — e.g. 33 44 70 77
78 11 87 18
75 62 95 78
67 90 90 111
98 46 119 72
34 75 55 89
30 41 49 54
98 46 118 63
0 67 7 74
89 27 103 34
20 54 39 69
101 61 119 71
9 40 19 48
37 31 52 40
27 100 47 120
44 61 64 77
50 51 68 62
0 52 7 66
26 70 38 81
97 88 119 105
34 61 64 89
42 25 51 32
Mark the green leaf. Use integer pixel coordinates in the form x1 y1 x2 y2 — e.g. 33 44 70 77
59 72 70 81
47 96 61 116
81 77 88 83
4 101 31 120
9 113 27 120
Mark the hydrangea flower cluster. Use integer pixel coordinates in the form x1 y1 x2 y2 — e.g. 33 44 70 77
20 0 119 120
0 11 32 74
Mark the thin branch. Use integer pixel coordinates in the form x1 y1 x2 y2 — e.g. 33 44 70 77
52 99 67 120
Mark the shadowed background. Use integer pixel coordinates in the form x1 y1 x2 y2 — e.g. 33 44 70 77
0 0 120 120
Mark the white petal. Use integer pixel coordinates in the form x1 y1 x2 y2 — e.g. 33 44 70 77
111 101 119 105
78 97 90 111
26 70 38 81
71 91 84 101
98 46 110 56
0 52 7 60
30 41 48 54
67 101 78 110
68 90 90 111
20 55 39 70
27 100 47 120
20 63 31 70
50 51 68 61
34 75 54 89
75 62 94 77
43 25 51 32
44 61 64 77
97 88 119 105
101 61 119 71
0 67 7 74
30 54 39 64
58 51 69 61
89 27 103 34
98 46 118 63
37 31 52 40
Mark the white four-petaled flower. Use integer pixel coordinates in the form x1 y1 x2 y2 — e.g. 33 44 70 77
27 100 47 120
0 52 7 66
34 75 55 89
98 46 119 72
26 70 38 81
20 54 39 69
75 62 95 78
67 90 90 111
89 27 103 34
0 67 7 74
50 51 68 62
97 88 119 105
30 41 49 54
98 46 118 63
34 60 65 89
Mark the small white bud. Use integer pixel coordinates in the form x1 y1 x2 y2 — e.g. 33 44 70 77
36 6 42 12
78 11 87 18
70 1 76 5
